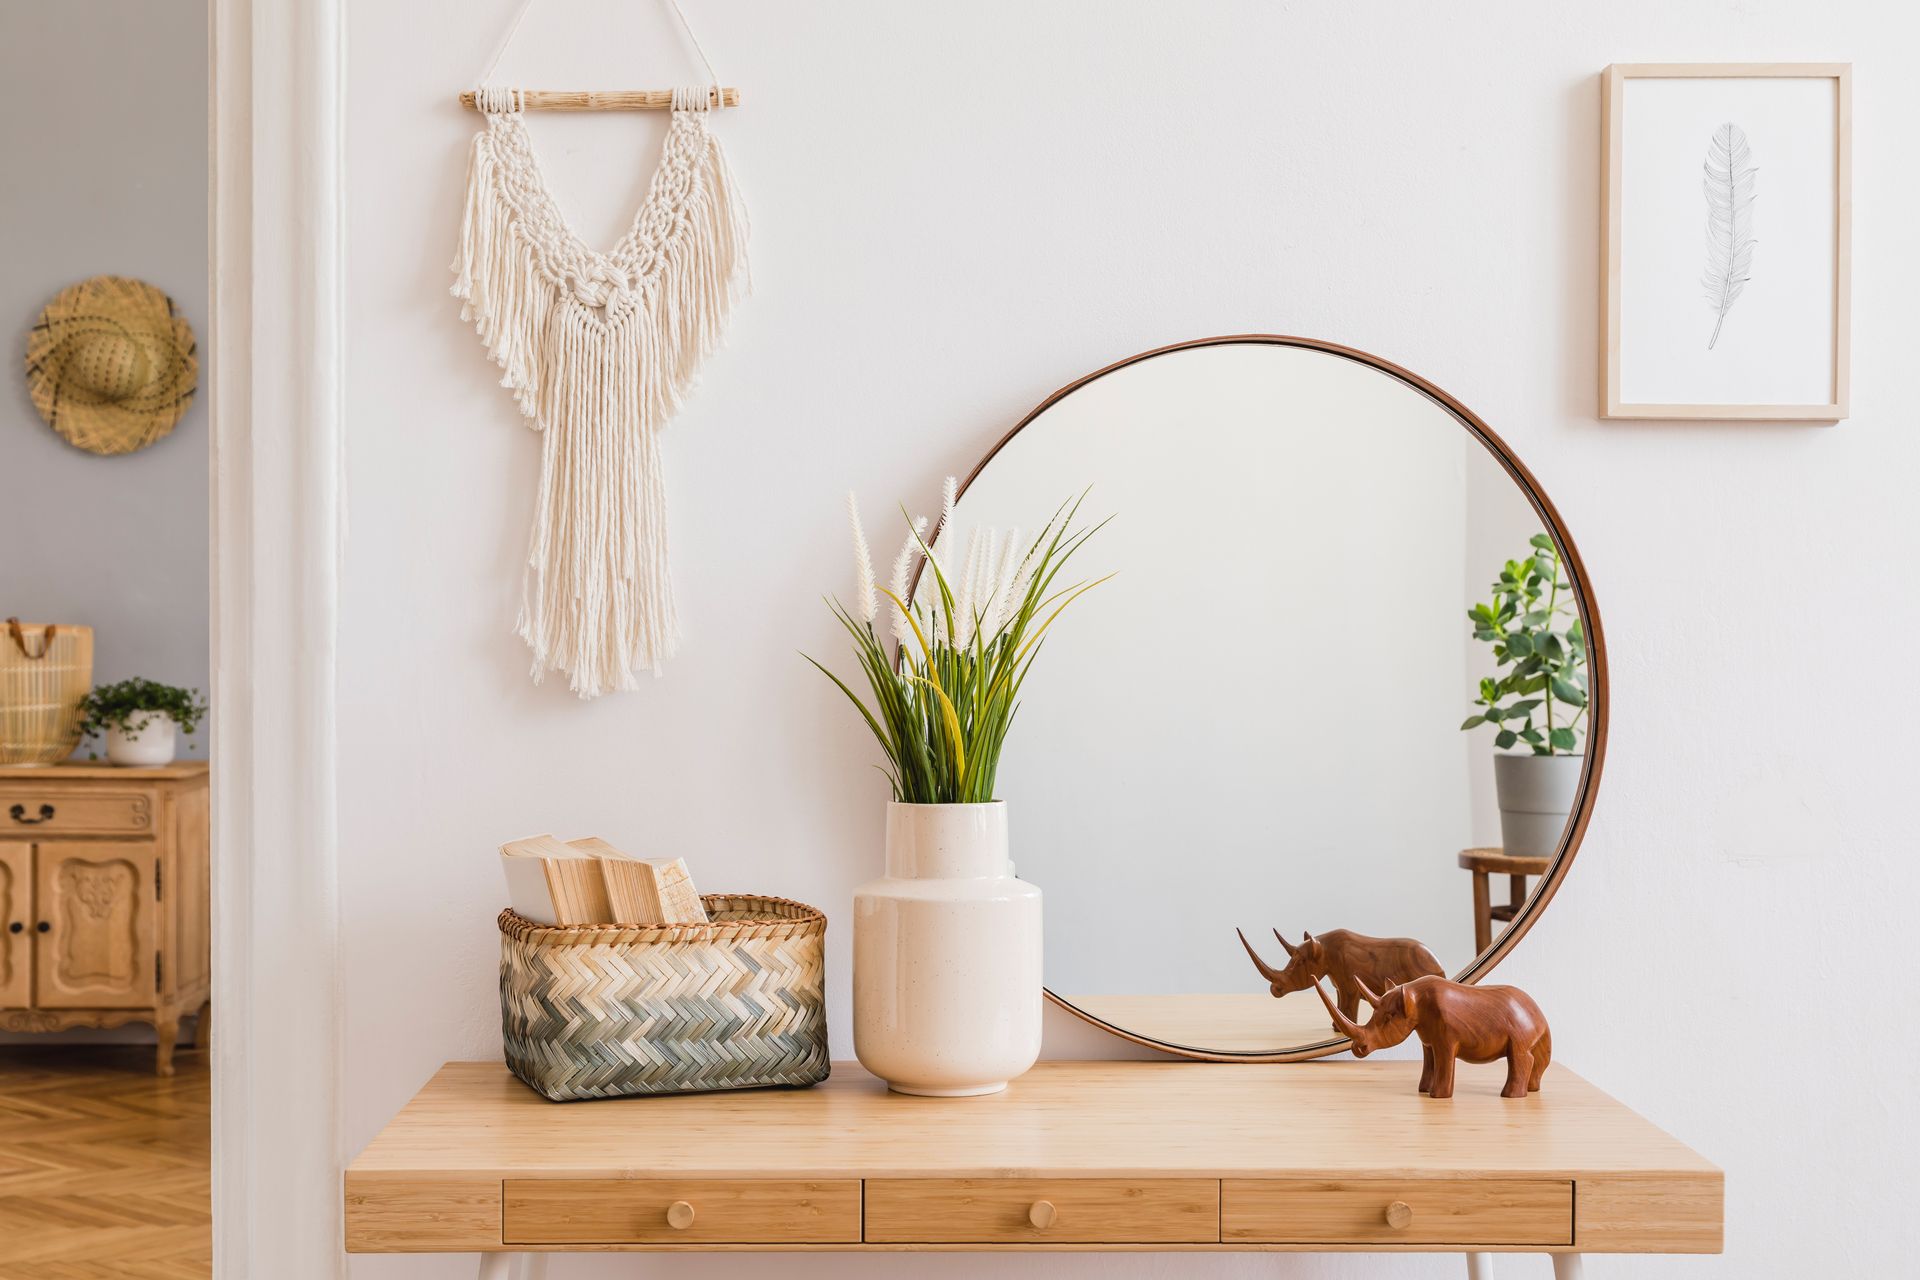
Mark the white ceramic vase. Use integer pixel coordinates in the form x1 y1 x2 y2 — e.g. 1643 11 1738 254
106 712 178 767
852 801 1042 1096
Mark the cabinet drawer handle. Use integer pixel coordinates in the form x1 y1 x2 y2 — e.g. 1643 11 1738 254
7 922 20 934
666 1201 696 1230
8 803 54 825
1028 1200 1057 1229
1384 1200 1414 1229
36 921 51 934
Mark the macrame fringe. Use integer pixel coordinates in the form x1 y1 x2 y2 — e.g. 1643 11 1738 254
452 113 749 696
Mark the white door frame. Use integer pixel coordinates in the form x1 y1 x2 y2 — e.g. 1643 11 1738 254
209 0 345 1274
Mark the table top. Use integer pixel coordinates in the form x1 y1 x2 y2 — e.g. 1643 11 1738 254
1458 847 1552 874
350 1059 1718 1182
0 759 209 780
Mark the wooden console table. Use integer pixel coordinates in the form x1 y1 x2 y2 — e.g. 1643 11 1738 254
345 1059 1720 1277
0 761 210 1074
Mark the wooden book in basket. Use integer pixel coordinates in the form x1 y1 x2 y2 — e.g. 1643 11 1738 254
568 838 707 926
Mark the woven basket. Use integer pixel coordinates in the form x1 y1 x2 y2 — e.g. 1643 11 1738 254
0 621 93 766
499 894 829 1102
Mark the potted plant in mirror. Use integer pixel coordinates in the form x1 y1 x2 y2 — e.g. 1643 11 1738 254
810 481 1108 1096
1461 535 1588 859
77 678 208 767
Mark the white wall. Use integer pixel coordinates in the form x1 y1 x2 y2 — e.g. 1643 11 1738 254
342 3 1917 1277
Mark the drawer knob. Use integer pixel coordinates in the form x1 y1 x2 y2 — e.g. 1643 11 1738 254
666 1200 696 1230
1028 1199 1057 1229
8 803 54 825
1384 1200 1414 1229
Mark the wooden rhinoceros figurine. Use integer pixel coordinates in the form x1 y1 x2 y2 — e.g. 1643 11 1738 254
1312 974 1551 1100
1236 927 1444 1024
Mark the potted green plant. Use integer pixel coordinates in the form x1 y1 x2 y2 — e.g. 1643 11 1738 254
77 678 208 767
809 481 1107 1096
1460 535 1588 858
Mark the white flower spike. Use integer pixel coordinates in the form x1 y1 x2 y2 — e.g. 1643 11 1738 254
889 516 928 647
846 491 877 624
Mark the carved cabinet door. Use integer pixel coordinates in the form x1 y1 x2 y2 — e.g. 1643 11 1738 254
0 842 30 1009
34 841 157 1009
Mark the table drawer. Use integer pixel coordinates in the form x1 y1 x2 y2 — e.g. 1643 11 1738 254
1222 1178 1572 1246
502 1179 860 1244
1 790 152 836
864 1178 1219 1244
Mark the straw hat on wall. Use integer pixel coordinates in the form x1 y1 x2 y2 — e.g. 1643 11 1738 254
25 275 198 455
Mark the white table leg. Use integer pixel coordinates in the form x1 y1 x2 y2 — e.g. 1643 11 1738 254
512 1256 548 1280
478 1254 547 1280
1551 1256 1586 1280
1465 1254 1493 1279
477 1257 512 1280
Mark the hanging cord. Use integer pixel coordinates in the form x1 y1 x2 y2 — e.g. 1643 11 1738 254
475 0 726 110
664 0 724 108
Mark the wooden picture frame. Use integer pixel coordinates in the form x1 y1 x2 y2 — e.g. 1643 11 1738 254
1602 63 1850 420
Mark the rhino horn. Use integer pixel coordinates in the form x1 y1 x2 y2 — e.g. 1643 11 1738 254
1312 978 1368 1043
1237 928 1286 984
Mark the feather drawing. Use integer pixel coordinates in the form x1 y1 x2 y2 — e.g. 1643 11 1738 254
1701 121 1758 350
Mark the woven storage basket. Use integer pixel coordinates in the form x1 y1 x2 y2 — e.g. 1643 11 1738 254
499 894 829 1102
1 621 93 766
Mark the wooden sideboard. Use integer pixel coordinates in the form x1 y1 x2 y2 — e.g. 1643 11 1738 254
345 1059 1721 1277
0 761 210 1074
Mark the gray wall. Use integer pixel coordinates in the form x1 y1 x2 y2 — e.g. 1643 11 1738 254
0 1 209 759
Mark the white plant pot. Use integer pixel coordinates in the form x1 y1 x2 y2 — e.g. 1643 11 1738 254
106 712 178 767
1492 752 1583 858
853 801 1042 1097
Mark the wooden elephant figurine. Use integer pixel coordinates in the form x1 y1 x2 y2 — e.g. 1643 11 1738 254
1312 974 1551 1100
1237 927 1444 1025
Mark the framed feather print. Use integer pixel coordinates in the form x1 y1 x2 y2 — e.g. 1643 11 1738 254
1603 64 1850 420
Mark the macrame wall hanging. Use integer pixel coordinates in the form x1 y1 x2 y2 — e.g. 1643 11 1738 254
453 0 749 697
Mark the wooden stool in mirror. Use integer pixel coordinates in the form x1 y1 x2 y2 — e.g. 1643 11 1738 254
1459 847 1552 953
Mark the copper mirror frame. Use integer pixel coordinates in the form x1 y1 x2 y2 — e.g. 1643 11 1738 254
953 335 1609 1062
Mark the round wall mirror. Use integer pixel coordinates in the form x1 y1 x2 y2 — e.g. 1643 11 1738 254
950 336 1607 1060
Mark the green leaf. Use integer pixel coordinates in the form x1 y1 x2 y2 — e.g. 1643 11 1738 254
1529 533 1555 552
1549 727 1578 752
1519 727 1544 745
1460 715 1487 730
1507 632 1534 658
1494 729 1518 750
1550 676 1587 707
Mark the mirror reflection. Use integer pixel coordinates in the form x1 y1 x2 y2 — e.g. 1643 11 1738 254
951 340 1592 1056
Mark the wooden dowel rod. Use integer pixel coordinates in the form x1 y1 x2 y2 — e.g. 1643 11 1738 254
458 88 741 111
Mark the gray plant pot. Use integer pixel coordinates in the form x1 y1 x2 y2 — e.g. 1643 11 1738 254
1491 753 1584 859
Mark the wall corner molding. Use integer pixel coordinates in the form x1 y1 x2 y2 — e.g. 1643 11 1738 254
210 0 345 1274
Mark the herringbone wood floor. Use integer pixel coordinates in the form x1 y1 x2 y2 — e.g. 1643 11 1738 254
0 1046 209 1279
